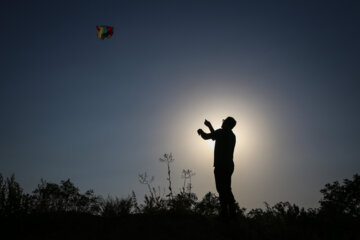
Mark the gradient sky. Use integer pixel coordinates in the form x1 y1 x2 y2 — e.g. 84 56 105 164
1 0 359 210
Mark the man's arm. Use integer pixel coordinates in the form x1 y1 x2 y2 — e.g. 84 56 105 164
197 129 212 140
204 119 215 134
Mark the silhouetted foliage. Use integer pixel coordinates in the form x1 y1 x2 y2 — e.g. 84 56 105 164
159 153 175 198
138 172 167 213
159 153 175 199
138 154 199 214
138 171 156 199
181 169 195 194
0 174 5 213
247 201 308 229
0 174 32 216
32 178 101 214
168 191 198 214
1 172 360 240
267 201 307 220
194 192 220 216
319 174 360 218
140 194 167 214
102 194 137 217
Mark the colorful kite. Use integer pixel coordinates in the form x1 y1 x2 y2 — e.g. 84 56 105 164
96 25 114 40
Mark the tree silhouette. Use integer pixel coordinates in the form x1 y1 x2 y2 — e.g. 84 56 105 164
32 178 101 214
319 173 360 218
0 174 31 216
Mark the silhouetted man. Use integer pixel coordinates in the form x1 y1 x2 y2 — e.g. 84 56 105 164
198 117 237 220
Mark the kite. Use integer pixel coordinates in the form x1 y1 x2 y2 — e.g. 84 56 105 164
96 25 114 40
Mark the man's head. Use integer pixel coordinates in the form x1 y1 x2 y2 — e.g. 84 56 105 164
221 117 237 130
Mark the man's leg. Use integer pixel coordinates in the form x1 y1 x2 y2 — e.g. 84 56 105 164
223 166 236 219
214 168 228 219
228 167 236 219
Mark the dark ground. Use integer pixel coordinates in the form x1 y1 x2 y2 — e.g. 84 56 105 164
2 213 359 240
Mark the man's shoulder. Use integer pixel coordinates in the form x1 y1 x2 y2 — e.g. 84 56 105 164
214 129 235 139
214 128 224 136
224 129 236 141
217 128 234 135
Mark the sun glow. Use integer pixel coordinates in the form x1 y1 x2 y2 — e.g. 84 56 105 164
162 74 275 173
154 73 279 208
206 139 215 149
166 101 270 167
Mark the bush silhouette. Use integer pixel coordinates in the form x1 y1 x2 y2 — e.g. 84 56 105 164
194 192 220 216
32 178 101 214
319 174 360 218
168 191 198 214
102 194 137 217
1 172 360 239
0 174 34 216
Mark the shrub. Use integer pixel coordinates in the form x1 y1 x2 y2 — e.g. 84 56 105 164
32 178 101 214
168 191 197 214
194 192 220 216
102 195 136 217
319 174 360 218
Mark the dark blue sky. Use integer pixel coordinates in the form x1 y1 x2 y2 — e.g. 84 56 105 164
1 0 359 209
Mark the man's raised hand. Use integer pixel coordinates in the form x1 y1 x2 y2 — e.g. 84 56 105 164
204 119 212 128
197 129 204 136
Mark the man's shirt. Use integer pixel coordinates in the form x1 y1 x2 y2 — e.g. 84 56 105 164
210 128 236 168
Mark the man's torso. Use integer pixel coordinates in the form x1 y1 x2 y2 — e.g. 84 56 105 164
212 129 236 167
